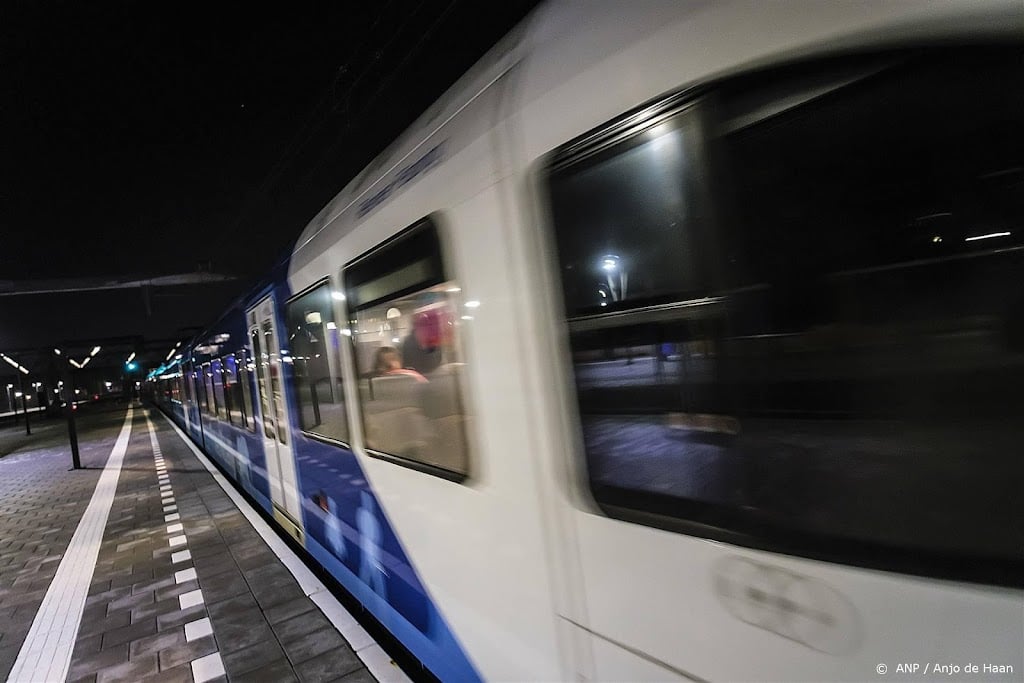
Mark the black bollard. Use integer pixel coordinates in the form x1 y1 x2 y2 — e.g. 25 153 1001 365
67 402 81 469
18 375 30 436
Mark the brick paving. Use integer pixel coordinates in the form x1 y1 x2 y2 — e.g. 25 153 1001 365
0 408 127 681
1 406 381 682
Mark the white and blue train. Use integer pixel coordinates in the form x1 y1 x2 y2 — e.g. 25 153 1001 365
152 1 1023 680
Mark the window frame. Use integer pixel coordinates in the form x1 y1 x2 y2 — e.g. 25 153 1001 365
284 278 354 449
342 215 470 483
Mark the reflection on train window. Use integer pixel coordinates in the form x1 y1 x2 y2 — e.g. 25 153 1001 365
251 328 274 440
285 284 350 444
344 218 471 478
202 362 216 417
549 47 1023 567
193 367 208 414
182 363 194 405
548 106 708 316
211 358 228 421
236 350 257 432
224 354 244 426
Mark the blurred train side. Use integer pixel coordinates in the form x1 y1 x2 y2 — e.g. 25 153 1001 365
154 2 1024 681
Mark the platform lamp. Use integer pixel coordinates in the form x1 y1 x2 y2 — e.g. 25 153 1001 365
1 352 31 435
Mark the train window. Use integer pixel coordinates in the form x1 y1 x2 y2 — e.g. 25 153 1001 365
344 218 471 479
238 349 256 432
202 362 216 416
549 46 1023 577
548 103 711 316
251 328 275 440
285 283 350 444
211 358 228 421
193 366 208 414
182 363 194 405
223 354 242 426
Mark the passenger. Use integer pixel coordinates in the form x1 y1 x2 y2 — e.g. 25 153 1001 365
373 346 428 382
401 309 444 374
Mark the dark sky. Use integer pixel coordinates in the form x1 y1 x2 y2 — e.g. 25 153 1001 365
0 1 539 360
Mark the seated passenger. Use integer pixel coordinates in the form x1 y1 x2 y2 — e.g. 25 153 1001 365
373 346 428 383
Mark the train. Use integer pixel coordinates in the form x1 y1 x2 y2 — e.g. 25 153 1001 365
151 1 1024 680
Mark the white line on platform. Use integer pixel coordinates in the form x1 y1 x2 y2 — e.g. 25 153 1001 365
7 407 135 683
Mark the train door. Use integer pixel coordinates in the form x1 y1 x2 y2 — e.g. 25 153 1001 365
248 297 304 543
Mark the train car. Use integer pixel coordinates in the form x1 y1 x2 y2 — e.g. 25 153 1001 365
153 1 1024 680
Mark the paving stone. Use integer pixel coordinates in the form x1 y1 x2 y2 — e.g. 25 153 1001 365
94 651 158 683
221 638 288 677
293 646 363 682
67 674 98 683
254 582 306 610
200 567 251 602
282 628 348 665
72 633 104 657
190 553 237 577
264 597 317 625
144 663 194 683
205 591 259 620
128 627 186 660
337 667 380 683
107 589 154 614
130 574 175 596
273 610 334 644
232 657 299 683
207 613 275 654
157 633 219 670
129 595 181 624
101 617 157 649
78 611 132 639
67 643 130 679
154 579 200 602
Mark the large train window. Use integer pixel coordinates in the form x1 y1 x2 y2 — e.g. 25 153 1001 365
547 46 1023 580
344 217 471 480
285 283 350 445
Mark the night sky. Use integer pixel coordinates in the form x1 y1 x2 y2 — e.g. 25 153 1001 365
0 1 539 360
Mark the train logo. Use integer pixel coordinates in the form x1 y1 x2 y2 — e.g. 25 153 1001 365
713 556 862 655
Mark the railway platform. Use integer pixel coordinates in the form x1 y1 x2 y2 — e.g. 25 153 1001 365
0 403 407 683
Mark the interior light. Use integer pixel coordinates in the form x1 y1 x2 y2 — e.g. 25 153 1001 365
90 346 101 357
465 300 481 308
332 291 345 301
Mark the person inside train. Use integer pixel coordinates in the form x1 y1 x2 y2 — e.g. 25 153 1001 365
401 307 445 375
373 346 428 382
